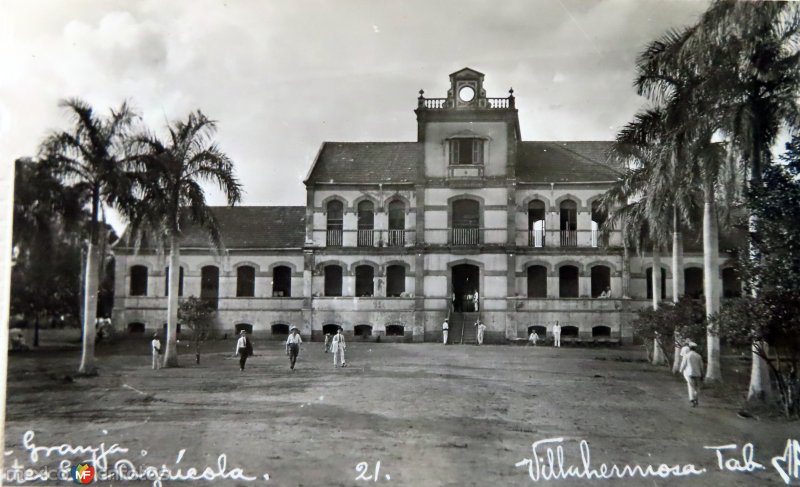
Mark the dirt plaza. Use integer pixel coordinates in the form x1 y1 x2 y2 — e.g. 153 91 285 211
4 336 797 487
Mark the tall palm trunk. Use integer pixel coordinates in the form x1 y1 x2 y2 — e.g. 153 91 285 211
672 208 685 373
164 236 181 367
703 182 722 381
78 241 99 374
651 247 666 365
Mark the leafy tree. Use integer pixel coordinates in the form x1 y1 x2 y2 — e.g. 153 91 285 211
178 296 216 364
40 98 137 375
632 297 707 367
127 110 242 368
715 136 800 417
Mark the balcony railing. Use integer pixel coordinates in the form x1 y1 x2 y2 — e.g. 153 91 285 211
357 229 374 247
326 228 343 247
451 227 479 245
528 229 545 247
387 229 406 247
560 230 577 247
591 229 607 248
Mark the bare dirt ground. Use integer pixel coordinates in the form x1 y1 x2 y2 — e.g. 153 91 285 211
4 333 798 487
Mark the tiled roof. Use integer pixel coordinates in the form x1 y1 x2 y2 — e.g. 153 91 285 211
119 206 306 250
305 142 421 184
517 141 622 183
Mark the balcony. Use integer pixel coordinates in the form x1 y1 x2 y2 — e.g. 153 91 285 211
357 229 374 247
326 228 343 247
528 229 545 248
591 229 608 248
451 227 480 245
560 230 577 248
387 229 406 247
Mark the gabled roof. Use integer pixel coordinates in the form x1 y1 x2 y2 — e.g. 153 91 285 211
517 141 621 183
118 206 306 251
304 142 421 185
450 67 485 78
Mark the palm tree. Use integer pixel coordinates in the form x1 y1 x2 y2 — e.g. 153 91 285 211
128 110 242 368
40 99 137 375
687 0 800 398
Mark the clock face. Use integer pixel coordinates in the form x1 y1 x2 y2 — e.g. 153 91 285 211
458 86 475 102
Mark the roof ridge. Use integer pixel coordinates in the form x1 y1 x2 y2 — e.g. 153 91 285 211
542 142 622 176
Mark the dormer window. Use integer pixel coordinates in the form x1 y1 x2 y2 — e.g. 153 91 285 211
450 138 484 165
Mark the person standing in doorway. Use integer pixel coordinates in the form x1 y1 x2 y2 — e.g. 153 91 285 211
451 293 457 312
151 333 162 370
332 327 347 367
442 318 449 345
473 290 480 312
679 342 704 407
475 320 486 345
528 330 539 346
235 330 253 372
285 327 302 370
324 332 331 353
552 322 561 348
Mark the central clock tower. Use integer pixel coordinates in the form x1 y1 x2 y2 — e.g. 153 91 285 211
447 67 488 109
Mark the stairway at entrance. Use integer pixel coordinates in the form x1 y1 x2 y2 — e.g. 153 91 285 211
450 312 480 345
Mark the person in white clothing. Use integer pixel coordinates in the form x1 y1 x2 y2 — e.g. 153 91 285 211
442 318 449 345
552 322 561 348
235 330 253 371
475 320 486 345
473 290 480 312
285 327 302 370
679 342 705 407
528 330 539 346
332 328 347 367
151 333 162 370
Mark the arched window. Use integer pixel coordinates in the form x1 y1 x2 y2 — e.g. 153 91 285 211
354 324 373 337
527 200 546 247
235 323 253 335
164 266 184 297
326 200 344 247
561 325 579 337
527 265 547 298
236 266 255 297
324 265 343 297
355 265 374 297
592 325 611 337
722 268 741 298
272 266 292 297
322 324 340 335
591 201 606 247
388 200 406 246
357 200 375 247
559 265 579 298
201 265 220 309
452 199 480 245
528 325 547 337
590 265 611 298
271 324 289 335
646 267 667 300
127 322 145 334
386 265 406 297
684 267 703 299
130 265 148 296
560 200 577 247
385 324 405 336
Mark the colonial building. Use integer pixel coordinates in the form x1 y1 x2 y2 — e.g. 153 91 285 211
113 68 740 343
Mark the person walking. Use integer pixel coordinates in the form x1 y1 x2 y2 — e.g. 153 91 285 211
475 320 486 345
442 318 449 345
235 330 253 372
324 333 331 353
151 333 162 370
679 342 705 407
552 322 561 348
332 327 347 368
285 327 302 370
528 330 539 346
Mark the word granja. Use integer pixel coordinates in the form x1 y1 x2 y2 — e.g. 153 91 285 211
516 437 800 484
5 430 269 486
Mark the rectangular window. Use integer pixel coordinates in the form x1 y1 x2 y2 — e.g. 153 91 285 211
450 138 484 165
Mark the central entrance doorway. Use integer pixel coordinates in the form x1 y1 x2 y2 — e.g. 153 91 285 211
452 264 479 312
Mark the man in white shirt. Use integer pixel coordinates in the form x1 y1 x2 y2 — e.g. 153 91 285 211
332 328 347 368
285 327 302 370
679 342 705 407
528 330 539 346
151 333 162 370
442 318 449 345
473 290 480 312
235 330 252 371
552 322 561 348
475 320 487 345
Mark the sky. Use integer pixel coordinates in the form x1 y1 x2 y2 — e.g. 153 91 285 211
0 0 712 231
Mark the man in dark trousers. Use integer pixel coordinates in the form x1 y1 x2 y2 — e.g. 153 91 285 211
285 327 303 370
234 330 253 371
